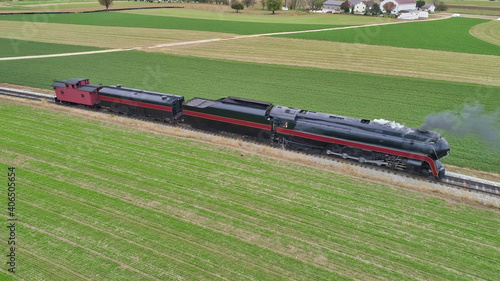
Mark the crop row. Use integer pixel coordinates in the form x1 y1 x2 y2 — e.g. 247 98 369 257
1 100 499 280
1 51 499 173
0 12 345 35
275 17 500 56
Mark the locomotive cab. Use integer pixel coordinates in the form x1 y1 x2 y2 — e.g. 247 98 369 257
268 106 299 130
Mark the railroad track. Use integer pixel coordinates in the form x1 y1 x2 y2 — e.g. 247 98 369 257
441 172 500 196
2 86 500 197
0 87 55 102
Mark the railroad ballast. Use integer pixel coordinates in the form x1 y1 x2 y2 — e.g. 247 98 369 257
52 78 450 179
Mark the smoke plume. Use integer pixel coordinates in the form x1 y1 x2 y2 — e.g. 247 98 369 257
420 102 500 148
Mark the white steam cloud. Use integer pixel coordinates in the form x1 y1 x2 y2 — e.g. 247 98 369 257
420 102 500 148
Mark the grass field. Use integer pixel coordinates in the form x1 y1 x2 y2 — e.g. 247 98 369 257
1 13 498 56
121 4 393 24
0 20 236 49
1 51 499 174
1 98 500 280
1 2 500 279
0 37 103 58
276 17 500 55
155 35 500 86
470 20 500 46
0 12 347 35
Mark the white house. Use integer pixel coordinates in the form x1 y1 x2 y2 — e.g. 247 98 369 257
348 0 363 13
322 0 347 12
379 0 416 14
421 3 435 12
353 1 367 14
353 0 379 14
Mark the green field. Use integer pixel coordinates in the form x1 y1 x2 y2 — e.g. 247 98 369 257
0 12 346 35
0 38 104 58
1 3 500 279
1 51 499 173
276 17 500 55
1 99 500 280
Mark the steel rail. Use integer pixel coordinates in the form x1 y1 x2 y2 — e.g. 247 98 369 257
0 87 55 102
2 87 499 196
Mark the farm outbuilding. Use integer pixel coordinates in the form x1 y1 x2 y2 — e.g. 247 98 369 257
322 0 346 12
421 3 435 12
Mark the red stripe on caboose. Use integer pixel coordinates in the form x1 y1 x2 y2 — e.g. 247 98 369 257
276 127 438 177
183 110 271 130
99 95 172 112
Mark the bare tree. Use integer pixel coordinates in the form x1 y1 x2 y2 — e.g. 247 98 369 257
243 0 255 7
98 0 114 11
306 0 316 9
288 0 299 9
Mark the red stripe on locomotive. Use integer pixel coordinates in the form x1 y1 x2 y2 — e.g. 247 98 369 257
276 127 438 177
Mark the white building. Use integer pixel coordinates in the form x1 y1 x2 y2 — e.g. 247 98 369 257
349 0 364 13
322 0 347 12
353 1 367 14
421 3 435 12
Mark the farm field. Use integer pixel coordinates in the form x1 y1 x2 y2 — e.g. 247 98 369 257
1 98 500 280
0 12 348 35
1 3 500 279
0 1 181 12
275 17 500 55
470 20 500 46
121 4 393 24
154 35 500 86
0 37 103 58
0 21 237 49
1 51 499 174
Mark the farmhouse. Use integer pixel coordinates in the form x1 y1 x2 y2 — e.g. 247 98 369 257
353 0 379 14
379 0 416 14
353 1 367 14
348 0 364 13
421 3 435 12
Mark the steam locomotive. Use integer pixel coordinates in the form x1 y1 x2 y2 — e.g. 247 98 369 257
53 78 450 179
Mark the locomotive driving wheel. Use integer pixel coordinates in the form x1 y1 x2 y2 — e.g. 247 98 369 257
420 162 432 177
325 144 341 155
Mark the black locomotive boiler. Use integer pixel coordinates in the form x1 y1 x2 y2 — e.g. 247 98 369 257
53 78 450 179
267 105 450 179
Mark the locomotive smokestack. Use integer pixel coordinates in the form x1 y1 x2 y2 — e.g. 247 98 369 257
420 102 500 148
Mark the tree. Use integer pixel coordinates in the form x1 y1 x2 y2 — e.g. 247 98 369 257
243 0 255 7
306 0 317 9
261 0 266 9
313 0 323 10
435 1 448 11
231 1 244 12
370 3 381 15
288 0 298 9
416 0 425 9
340 0 350 12
98 0 113 11
267 0 283 14
382 1 396 14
